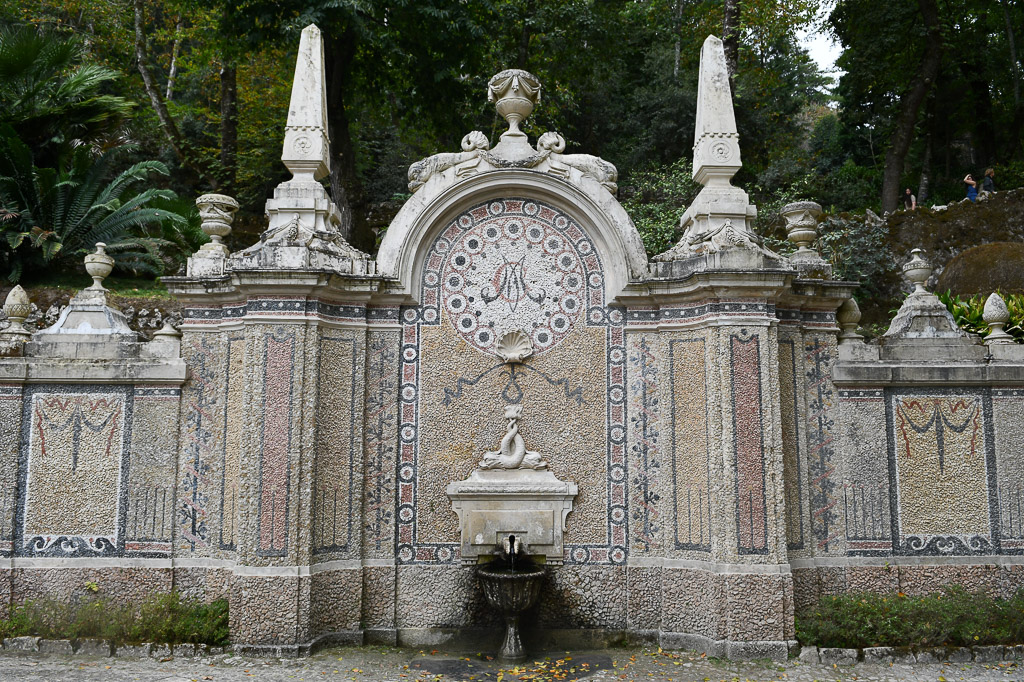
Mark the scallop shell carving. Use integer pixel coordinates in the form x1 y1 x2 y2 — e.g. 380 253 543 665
495 329 533 363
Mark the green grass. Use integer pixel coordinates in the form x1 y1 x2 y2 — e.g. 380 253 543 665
796 587 1024 649
0 593 229 646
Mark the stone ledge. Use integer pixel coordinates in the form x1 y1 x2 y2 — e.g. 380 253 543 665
833 362 1024 385
0 639 229 658
231 631 362 658
658 632 793 662
797 644 1024 664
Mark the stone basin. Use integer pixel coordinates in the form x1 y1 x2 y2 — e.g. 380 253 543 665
476 562 545 662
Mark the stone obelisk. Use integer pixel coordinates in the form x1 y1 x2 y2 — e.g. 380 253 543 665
231 23 365 272
656 35 758 260
281 24 331 183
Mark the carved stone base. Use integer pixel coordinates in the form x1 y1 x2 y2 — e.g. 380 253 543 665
447 469 577 565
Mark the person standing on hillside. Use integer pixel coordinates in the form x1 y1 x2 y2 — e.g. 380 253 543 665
965 174 978 202
982 168 996 193
903 188 917 210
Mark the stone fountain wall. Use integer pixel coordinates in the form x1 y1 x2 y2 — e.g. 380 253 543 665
3 26 1024 663
3 191 1024 660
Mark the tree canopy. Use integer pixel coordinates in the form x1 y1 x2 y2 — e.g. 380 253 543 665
0 0 1021 271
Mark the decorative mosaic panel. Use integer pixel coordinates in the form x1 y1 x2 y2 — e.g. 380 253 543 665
627 335 661 554
312 331 361 556
363 329 400 557
179 336 223 553
731 331 768 554
17 385 132 556
126 385 180 555
778 338 804 550
257 328 296 557
219 335 245 550
668 337 711 551
805 337 839 552
992 388 1024 552
397 197 627 565
886 389 998 555
0 383 23 556
837 388 890 555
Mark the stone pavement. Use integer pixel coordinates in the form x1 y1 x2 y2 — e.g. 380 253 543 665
0 646 1021 681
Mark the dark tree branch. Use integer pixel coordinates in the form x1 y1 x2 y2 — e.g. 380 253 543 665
133 0 217 189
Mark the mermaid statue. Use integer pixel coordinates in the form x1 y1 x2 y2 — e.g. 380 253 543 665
479 404 548 470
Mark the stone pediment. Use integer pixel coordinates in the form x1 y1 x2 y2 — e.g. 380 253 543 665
377 69 649 297
406 129 618 198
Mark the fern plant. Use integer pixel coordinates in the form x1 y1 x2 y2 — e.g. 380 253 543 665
0 24 133 166
0 126 187 282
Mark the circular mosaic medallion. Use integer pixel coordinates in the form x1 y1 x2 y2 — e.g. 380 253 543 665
436 199 595 356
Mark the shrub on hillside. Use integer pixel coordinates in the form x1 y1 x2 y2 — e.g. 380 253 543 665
938 290 1024 343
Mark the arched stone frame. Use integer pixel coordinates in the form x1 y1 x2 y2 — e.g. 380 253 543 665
377 169 649 303
386 183 637 567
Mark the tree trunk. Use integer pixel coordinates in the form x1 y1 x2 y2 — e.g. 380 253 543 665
517 0 535 69
964 57 996 165
165 17 183 100
1001 0 1020 108
963 11 996 166
918 127 932 203
673 0 684 79
880 0 942 214
723 0 740 81
133 0 215 188
220 62 238 192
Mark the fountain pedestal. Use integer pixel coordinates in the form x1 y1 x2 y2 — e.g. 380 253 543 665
477 549 545 662
447 468 577 565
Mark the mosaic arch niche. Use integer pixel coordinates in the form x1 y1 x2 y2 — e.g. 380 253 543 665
397 196 628 565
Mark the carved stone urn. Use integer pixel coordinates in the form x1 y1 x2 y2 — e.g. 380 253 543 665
780 201 822 257
487 69 542 161
903 248 932 294
84 243 114 290
196 193 240 255
488 69 541 137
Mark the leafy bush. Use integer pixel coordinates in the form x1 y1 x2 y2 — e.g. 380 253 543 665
0 24 133 166
0 593 229 646
0 125 189 282
937 290 1024 343
797 587 1024 648
620 158 700 256
817 212 899 305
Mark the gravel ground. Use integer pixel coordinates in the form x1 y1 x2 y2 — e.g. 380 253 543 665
0 646 1022 682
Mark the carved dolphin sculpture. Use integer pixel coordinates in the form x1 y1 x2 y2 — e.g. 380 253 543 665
479 404 547 469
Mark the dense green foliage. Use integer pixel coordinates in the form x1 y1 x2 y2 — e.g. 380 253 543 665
938 290 1024 343
0 125 194 282
0 593 229 646
0 0 1020 279
796 588 1024 649
0 22 196 282
0 24 133 167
